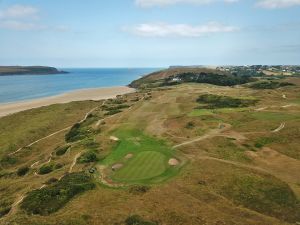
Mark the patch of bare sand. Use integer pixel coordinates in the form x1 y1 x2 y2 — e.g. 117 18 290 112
125 153 133 159
168 158 179 166
112 164 123 171
110 136 120 141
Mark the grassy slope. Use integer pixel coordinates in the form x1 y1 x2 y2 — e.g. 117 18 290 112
1 78 300 224
0 101 99 156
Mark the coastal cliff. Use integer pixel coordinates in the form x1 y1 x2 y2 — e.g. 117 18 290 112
0 66 68 76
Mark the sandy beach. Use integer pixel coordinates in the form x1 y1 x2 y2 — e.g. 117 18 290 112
0 86 135 118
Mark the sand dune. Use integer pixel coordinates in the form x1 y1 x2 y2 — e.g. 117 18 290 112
0 86 135 118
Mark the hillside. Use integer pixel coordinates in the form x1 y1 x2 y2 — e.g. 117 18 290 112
130 67 255 88
0 76 299 225
0 66 68 76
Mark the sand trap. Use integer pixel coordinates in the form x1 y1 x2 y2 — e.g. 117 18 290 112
125 153 133 159
168 158 179 166
110 136 119 141
112 164 123 171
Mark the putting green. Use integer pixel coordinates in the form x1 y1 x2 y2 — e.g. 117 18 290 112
100 128 184 184
113 151 167 181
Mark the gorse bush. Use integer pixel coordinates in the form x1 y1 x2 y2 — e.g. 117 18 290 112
77 151 98 164
17 166 29 176
21 172 95 215
55 145 70 156
38 164 54 175
197 94 258 109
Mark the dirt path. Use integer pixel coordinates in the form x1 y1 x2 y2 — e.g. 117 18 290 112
9 107 98 156
69 152 82 173
272 123 285 133
172 124 231 149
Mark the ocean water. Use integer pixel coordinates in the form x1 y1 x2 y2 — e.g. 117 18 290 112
0 68 160 104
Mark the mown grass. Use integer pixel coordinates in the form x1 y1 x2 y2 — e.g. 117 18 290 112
113 151 166 181
101 128 182 184
251 111 300 121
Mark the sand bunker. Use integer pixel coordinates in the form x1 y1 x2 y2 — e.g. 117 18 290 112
112 164 123 171
110 136 119 141
168 158 179 166
125 153 134 159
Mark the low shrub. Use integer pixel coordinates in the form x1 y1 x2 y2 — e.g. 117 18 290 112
77 151 98 164
0 155 17 167
104 109 122 116
197 94 257 109
185 121 195 129
17 166 30 176
55 145 70 156
21 172 95 215
38 164 54 175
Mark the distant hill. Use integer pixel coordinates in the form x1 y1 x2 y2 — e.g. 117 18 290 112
130 67 255 88
0 66 68 76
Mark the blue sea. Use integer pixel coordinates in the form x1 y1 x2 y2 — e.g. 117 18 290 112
0 68 160 104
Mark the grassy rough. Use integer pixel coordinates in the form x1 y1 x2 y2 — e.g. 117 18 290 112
219 174 300 223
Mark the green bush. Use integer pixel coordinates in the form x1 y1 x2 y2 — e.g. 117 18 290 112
254 137 276 149
55 145 70 156
21 172 95 215
185 121 195 129
197 94 257 109
17 166 29 176
104 109 122 116
77 151 98 164
65 123 83 142
38 164 54 175
0 155 17 167
0 198 12 218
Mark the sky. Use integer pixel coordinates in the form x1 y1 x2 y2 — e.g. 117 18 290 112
0 0 299 67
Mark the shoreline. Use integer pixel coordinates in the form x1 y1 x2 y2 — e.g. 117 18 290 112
0 86 135 118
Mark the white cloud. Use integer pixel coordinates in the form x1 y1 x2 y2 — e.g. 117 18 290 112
256 0 300 8
125 22 239 37
135 0 238 7
0 4 68 31
0 20 45 31
0 4 39 19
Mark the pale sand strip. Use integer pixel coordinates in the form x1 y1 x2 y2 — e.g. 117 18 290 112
0 86 135 118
